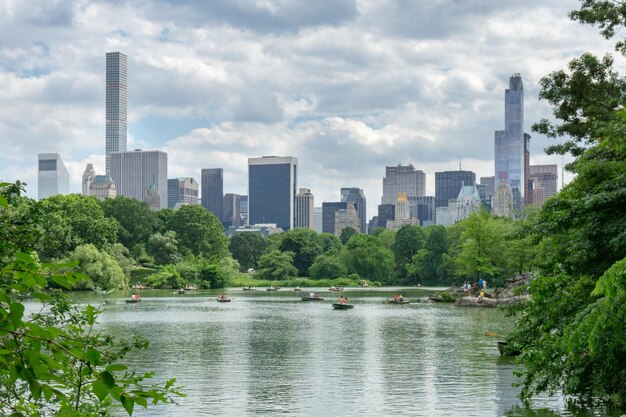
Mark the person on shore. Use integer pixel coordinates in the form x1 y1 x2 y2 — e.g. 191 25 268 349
483 279 488 289
475 291 484 303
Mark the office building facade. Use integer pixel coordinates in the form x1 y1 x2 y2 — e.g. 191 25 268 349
201 168 224 221
409 196 435 226
82 163 96 195
168 177 199 209
334 203 360 235
435 170 476 208
314 207 323 234
105 52 127 175
248 156 297 230
322 202 348 234
529 164 558 200
295 188 315 229
110 149 168 209
223 193 241 228
340 187 367 233
377 204 395 230
38 153 70 200
382 164 426 205
495 74 526 214
89 175 117 200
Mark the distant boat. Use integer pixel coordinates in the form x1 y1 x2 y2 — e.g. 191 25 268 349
332 303 353 310
183 285 197 291
301 295 324 301
217 296 232 302
242 286 257 291
126 293 141 303
428 296 444 302
329 286 344 292
266 286 280 291
294 287 303 291
385 299 410 304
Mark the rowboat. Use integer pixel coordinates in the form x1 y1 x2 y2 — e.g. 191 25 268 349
328 286 344 291
294 287 303 291
266 286 280 291
217 297 231 302
386 299 410 304
125 297 140 304
332 303 353 310
301 296 324 301
242 286 257 291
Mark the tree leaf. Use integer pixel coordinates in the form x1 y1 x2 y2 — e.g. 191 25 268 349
121 395 134 415
92 379 109 402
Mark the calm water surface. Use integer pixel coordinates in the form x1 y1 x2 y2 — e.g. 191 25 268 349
65 288 617 417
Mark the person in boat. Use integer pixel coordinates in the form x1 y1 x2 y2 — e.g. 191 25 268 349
219 293 228 300
309 292 315 298
393 293 399 301
398 294 404 302
339 296 349 304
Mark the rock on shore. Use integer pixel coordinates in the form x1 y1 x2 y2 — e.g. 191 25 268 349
452 273 532 308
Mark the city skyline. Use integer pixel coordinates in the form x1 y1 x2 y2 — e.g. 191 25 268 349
0 0 605 220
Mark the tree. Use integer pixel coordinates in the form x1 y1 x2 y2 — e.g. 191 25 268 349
256 250 298 281
228 232 269 271
317 233 342 253
109 243 135 283
309 253 348 279
146 231 181 265
405 225 449 285
0 182 182 415
100 196 158 251
391 225 426 280
344 235 394 282
39 194 119 259
373 228 395 250
339 227 357 245
509 1 626 402
167 205 228 259
279 229 323 276
71 244 127 290
454 209 506 284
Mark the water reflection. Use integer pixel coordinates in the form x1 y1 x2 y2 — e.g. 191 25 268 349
52 290 620 417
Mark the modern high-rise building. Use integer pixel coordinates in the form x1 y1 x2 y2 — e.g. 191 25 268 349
377 204 395 230
314 207 323 234
105 52 127 175
240 195 248 226
408 196 436 226
435 170 476 208
382 164 426 205
322 202 348 234
495 74 526 215
340 187 367 233
529 164 558 200
295 188 315 229
248 156 297 230
110 149 168 209
38 153 70 200
201 168 224 221
82 163 96 195
493 179 514 217
223 193 241 228
168 177 199 209
480 176 496 198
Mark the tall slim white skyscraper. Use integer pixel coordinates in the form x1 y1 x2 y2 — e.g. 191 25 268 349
106 52 127 175
38 153 69 200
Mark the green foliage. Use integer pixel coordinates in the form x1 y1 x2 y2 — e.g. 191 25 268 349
373 228 395 250
146 231 182 265
108 243 135 283
144 265 184 289
317 233 342 253
39 194 119 260
344 234 394 282
570 0 626 54
339 227 357 245
71 244 127 290
278 229 323 276
228 232 270 271
405 225 450 285
0 182 183 415
168 205 228 259
392 225 426 280
100 196 159 251
256 250 298 281
196 259 228 289
308 253 348 279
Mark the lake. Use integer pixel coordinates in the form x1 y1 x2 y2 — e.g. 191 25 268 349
64 287 618 417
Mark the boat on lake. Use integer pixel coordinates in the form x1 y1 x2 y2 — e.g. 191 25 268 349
301 295 324 301
428 295 445 302
329 286 344 291
332 303 353 310
386 298 410 304
126 293 141 303
266 286 280 291
217 295 231 302
294 287 302 291
242 286 257 291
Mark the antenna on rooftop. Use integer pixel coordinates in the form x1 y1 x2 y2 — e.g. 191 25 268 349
459 157 462 170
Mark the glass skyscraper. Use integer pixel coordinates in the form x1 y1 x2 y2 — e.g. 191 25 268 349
495 74 525 214
248 156 297 230
435 170 476 208
201 168 224 221
110 150 168 209
106 52 127 175
340 187 367 233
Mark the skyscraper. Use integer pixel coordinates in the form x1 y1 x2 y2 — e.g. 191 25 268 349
382 164 426 204
295 188 315 229
223 193 241 228
110 149 168 209
495 74 526 214
105 52 127 175
201 169 224 221
408 196 435 226
435 170 476 208
38 153 69 200
322 202 348 234
82 163 96 195
529 164 558 203
168 177 199 209
340 187 367 233
248 156 297 230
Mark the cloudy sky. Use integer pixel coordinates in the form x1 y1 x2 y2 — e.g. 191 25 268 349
0 0 617 219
